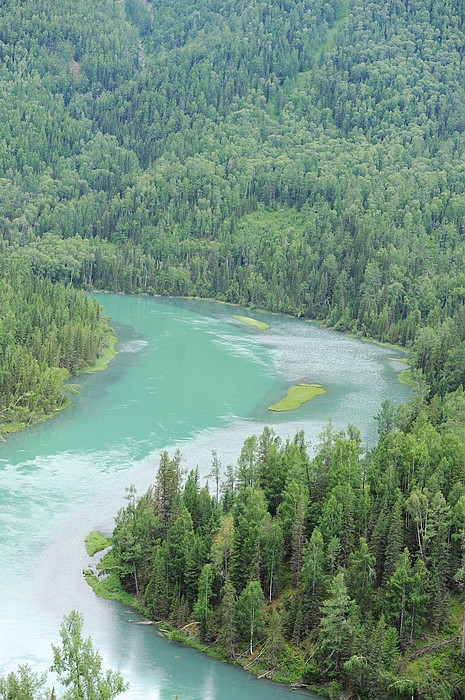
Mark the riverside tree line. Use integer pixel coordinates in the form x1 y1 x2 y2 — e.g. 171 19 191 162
106 392 465 699
0 253 111 434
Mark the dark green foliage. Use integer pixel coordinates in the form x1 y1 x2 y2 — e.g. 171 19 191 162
0 256 111 433
316 571 361 679
219 577 238 657
5 0 465 694
106 408 465 696
3 0 465 408
193 564 215 641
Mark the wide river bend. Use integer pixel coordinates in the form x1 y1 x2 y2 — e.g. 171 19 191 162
0 294 411 699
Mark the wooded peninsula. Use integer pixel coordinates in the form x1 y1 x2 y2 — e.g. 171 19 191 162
2 0 465 697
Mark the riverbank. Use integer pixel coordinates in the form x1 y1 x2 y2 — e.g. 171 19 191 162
0 329 117 440
83 535 324 696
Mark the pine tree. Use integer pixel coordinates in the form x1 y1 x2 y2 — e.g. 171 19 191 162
219 577 238 658
348 537 376 611
145 543 170 620
385 548 412 642
316 571 361 678
266 609 285 668
382 493 404 587
231 487 267 593
301 526 325 630
153 450 182 536
385 548 429 645
291 491 307 586
167 506 195 597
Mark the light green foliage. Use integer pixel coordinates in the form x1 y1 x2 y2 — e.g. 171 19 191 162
268 385 326 412
232 316 269 330
0 665 50 700
51 611 128 700
237 581 265 655
0 613 128 700
85 532 110 557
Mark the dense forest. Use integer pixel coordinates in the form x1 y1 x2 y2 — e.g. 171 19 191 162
3 0 465 696
0 250 113 434
96 391 465 700
2 0 465 401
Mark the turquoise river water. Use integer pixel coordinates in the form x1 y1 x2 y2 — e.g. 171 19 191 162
0 294 411 699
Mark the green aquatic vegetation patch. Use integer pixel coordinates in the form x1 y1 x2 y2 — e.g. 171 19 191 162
268 384 326 411
233 315 269 330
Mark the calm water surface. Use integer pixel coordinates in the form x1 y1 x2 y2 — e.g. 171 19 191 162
0 295 411 698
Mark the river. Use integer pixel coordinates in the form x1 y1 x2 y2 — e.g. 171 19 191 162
0 294 411 698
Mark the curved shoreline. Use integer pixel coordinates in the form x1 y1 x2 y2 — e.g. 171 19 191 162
0 330 117 440
83 537 324 698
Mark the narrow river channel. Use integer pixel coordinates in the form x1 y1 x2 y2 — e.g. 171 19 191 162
0 295 411 699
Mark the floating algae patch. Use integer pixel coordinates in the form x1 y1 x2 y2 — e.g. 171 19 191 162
268 383 326 412
233 315 269 330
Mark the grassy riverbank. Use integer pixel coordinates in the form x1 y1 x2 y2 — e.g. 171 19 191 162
268 384 326 411
83 545 138 609
81 330 117 373
85 531 111 556
346 332 409 354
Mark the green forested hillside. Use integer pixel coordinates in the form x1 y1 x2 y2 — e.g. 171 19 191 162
2 0 465 401
3 1 465 695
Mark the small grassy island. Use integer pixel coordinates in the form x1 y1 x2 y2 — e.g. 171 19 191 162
232 315 269 330
268 383 326 411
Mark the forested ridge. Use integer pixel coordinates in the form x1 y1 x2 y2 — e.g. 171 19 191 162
3 0 465 696
2 0 465 400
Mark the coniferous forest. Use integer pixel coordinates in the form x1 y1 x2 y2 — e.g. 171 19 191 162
3 0 465 697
